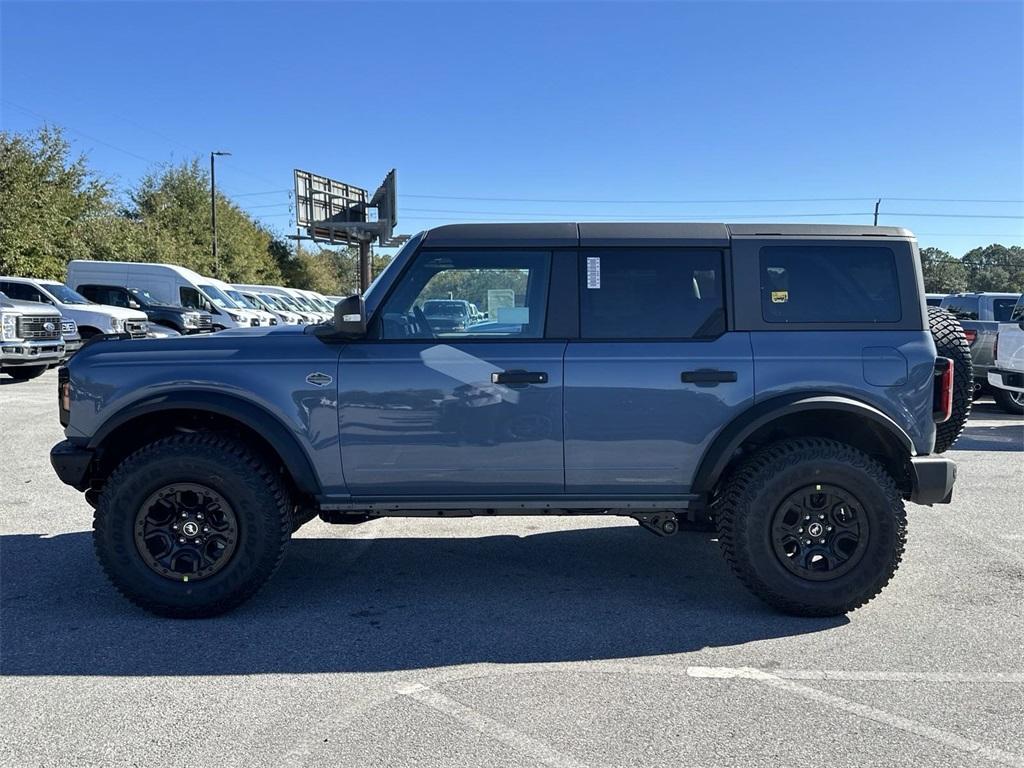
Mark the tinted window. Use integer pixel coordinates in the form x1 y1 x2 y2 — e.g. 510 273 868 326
1011 297 1024 322
380 250 550 339
579 249 724 339
79 285 128 307
942 296 979 320
760 246 901 323
993 299 1017 322
180 286 204 309
0 281 46 303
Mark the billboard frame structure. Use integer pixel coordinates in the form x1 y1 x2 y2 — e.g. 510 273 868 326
292 169 406 293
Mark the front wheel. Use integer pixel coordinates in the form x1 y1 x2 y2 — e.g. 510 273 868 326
93 433 292 617
716 438 906 616
993 387 1024 415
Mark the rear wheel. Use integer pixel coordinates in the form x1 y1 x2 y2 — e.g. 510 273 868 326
716 438 906 616
93 432 292 617
993 387 1024 415
928 307 972 452
4 365 48 380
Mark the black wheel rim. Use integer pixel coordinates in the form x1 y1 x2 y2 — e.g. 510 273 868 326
134 483 239 582
770 484 869 582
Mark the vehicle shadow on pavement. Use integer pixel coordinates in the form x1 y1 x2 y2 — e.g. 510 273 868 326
950 423 1024 452
0 525 845 676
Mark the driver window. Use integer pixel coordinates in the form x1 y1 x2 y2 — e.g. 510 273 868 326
380 250 550 340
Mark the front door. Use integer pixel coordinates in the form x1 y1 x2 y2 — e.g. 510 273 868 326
337 248 564 497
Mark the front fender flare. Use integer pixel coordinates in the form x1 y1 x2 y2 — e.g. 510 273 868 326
88 390 322 496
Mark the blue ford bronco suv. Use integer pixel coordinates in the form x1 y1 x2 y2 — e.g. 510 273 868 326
51 223 970 618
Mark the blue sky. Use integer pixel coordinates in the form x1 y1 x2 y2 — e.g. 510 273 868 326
2 1 1022 254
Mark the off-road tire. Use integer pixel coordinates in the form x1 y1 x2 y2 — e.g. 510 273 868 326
4 365 48 380
716 438 906 617
93 432 292 617
928 307 972 453
992 387 1024 416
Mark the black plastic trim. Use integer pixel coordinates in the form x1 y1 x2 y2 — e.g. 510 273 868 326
691 393 916 494
909 456 957 505
50 439 94 491
88 392 322 495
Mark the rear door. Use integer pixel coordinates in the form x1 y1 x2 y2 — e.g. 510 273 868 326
564 247 754 495
337 247 567 497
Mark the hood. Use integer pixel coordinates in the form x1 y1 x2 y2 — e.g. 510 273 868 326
68 303 149 322
0 295 62 316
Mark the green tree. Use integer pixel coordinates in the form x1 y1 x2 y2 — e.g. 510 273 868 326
962 244 1024 293
919 247 968 293
0 126 113 279
128 159 283 284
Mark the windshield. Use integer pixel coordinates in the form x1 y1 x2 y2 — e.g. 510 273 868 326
226 289 258 310
43 283 92 305
290 295 317 311
259 293 287 311
198 284 236 310
276 294 304 311
128 287 170 307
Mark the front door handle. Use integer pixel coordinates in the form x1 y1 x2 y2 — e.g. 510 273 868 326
491 370 548 386
681 369 738 387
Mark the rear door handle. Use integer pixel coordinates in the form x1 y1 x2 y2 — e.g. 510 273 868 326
491 370 548 386
681 369 738 386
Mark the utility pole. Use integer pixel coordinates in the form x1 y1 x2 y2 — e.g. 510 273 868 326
873 199 881 226
210 151 231 276
358 240 371 294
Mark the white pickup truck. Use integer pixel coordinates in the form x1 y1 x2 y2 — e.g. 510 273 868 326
987 293 1024 414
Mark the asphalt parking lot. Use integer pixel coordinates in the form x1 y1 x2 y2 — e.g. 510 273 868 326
2 369 1022 768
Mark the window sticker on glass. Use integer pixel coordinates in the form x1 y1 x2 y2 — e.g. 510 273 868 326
586 257 601 289
771 290 789 303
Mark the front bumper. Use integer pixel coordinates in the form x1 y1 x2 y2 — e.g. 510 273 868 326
987 369 1024 394
909 456 957 505
50 439 94 491
61 338 83 361
1 339 65 366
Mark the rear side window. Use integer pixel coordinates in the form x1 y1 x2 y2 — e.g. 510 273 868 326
579 249 725 339
760 246 901 323
993 298 1017 322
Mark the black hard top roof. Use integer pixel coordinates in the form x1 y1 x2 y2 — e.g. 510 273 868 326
421 222 914 247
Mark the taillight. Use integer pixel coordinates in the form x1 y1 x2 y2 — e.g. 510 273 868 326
933 357 954 423
963 329 977 345
993 333 998 363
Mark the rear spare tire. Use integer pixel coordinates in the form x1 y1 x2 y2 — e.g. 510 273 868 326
928 306 972 453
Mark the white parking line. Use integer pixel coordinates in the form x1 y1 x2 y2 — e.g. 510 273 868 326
686 666 1024 684
688 666 1024 767
396 682 590 768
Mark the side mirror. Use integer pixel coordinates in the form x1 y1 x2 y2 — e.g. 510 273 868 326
128 300 141 309
334 295 366 337
203 300 214 313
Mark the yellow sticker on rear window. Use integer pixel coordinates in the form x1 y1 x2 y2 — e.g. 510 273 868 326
771 291 789 304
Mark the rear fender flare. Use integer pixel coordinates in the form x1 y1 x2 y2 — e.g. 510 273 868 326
692 393 915 495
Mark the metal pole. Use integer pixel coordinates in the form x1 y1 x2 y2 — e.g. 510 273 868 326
211 152 218 277
359 240 371 294
873 199 881 226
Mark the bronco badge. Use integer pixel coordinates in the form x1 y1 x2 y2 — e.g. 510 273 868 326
306 372 333 387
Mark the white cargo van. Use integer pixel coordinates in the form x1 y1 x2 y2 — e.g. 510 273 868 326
232 284 321 324
65 261 258 331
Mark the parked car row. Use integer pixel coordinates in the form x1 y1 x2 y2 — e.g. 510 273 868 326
932 291 1024 414
1 261 343 380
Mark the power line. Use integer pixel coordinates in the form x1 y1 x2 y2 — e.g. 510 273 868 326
2 99 157 165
